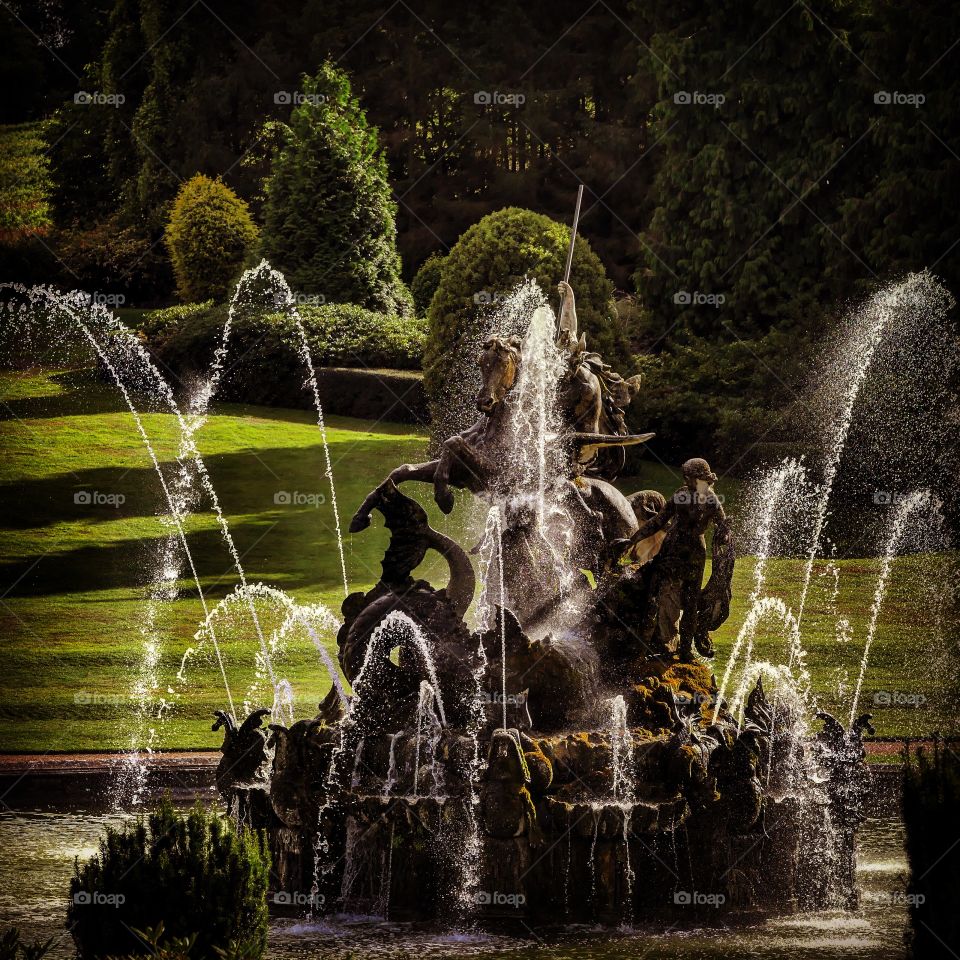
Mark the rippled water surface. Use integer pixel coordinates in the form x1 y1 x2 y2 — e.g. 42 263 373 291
0 812 908 959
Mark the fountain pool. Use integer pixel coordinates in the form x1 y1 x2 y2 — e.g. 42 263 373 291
0 806 911 959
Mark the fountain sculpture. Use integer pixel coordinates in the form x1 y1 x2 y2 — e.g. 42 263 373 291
216 280 873 924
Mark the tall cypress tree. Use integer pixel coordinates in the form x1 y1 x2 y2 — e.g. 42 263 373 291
260 64 412 315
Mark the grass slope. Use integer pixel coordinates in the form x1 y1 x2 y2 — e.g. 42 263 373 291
0 369 951 751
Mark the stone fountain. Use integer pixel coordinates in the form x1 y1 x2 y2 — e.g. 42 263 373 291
215 280 872 925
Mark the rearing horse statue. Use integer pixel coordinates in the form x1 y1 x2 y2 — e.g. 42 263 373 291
349 283 655 544
350 334 523 532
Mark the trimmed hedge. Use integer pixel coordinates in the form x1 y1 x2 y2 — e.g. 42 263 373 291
142 301 428 420
424 207 627 407
145 301 426 370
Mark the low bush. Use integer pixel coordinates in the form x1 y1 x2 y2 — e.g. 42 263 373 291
630 327 810 470
143 301 427 375
0 926 53 959
135 300 214 341
68 797 269 959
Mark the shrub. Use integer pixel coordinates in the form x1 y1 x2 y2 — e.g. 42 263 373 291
0 926 53 960
410 252 446 316
164 175 259 303
135 300 214 341
144 301 425 371
68 797 269 960
296 303 426 369
631 327 811 469
60 215 168 296
260 64 412 317
902 743 960 959
423 207 626 422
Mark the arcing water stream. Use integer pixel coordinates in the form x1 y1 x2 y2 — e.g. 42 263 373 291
720 271 956 730
1 267 350 798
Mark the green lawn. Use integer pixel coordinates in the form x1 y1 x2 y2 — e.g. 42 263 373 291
0 368 951 751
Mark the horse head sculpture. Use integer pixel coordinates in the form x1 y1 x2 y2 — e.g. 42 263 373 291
476 335 522 413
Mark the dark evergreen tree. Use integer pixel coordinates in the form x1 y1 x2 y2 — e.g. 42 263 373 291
632 0 856 344
260 64 412 315
836 0 960 300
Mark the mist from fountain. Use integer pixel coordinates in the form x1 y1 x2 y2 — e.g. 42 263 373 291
184 583 342 718
6 262 957 926
383 733 401 798
190 260 350 598
848 489 937 724
351 611 448 727
3 284 285 710
476 505 509 727
719 272 956 736
412 680 443 797
718 598 805 726
795 272 955 627
716 460 813 713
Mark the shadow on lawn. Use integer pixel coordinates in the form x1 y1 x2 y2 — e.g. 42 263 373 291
0 510 387 598
0 438 401 530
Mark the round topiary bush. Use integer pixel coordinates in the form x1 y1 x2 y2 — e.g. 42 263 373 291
68 797 269 959
410 251 446 316
164 174 258 303
423 207 625 427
